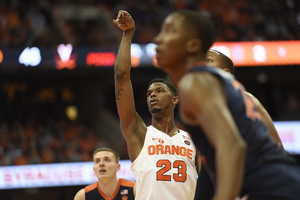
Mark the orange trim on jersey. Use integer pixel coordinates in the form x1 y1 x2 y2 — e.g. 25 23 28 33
85 182 98 193
119 178 135 187
94 179 134 200
97 181 120 200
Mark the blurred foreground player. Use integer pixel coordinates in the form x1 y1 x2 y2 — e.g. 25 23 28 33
154 9 300 200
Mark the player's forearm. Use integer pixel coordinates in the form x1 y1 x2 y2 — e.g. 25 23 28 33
216 140 247 200
114 31 134 79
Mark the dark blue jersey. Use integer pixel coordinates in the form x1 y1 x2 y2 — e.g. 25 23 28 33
183 66 300 199
85 178 135 200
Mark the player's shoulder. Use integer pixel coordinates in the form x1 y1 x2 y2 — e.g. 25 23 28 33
74 188 86 200
244 91 258 102
179 71 222 106
85 182 98 193
178 128 189 135
178 129 196 147
119 178 135 187
180 70 218 92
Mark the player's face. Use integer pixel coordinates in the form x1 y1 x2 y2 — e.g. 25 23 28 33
147 82 173 114
93 151 120 181
205 50 225 69
154 13 190 71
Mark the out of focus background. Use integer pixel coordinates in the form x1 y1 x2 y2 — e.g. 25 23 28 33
0 0 300 199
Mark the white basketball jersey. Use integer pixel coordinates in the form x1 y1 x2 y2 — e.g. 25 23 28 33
131 125 197 200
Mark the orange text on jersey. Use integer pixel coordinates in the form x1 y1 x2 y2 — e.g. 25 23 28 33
148 144 193 160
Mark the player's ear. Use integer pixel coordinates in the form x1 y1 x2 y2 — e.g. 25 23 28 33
186 38 201 53
172 96 179 105
116 163 121 171
223 68 231 73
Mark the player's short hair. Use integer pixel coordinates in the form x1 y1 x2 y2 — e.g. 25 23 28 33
174 10 215 54
93 147 120 163
210 49 235 75
148 78 178 96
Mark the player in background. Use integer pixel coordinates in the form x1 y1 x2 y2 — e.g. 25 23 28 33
205 49 284 150
113 10 197 200
73 147 135 200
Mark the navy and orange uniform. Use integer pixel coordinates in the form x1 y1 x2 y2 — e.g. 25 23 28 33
85 178 135 200
184 66 300 200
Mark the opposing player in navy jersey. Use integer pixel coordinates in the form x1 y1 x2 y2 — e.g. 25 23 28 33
194 49 288 200
205 49 284 150
154 9 300 200
73 148 135 200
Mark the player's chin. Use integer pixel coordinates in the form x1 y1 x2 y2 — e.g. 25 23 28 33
156 54 163 63
150 107 161 114
156 59 167 70
98 173 109 179
156 56 173 69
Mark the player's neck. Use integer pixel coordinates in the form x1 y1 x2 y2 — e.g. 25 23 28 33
98 177 119 197
164 67 186 86
152 120 178 137
168 57 205 85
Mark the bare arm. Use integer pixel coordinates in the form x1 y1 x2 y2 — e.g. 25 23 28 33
195 149 202 174
113 11 147 161
245 92 284 150
133 183 136 197
179 73 247 200
74 188 85 200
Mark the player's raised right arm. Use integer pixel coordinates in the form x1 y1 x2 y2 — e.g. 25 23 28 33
113 11 146 161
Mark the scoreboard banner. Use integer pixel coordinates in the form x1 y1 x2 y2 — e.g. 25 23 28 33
0 160 134 189
275 121 300 154
0 41 300 69
211 41 300 66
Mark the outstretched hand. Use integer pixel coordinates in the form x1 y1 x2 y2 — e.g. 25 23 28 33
113 10 135 32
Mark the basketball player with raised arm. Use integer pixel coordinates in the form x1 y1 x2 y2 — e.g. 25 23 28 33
112 10 197 200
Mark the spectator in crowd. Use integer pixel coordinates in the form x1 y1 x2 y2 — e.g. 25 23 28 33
1 0 299 47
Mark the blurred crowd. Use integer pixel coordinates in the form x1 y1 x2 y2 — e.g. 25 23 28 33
0 104 111 166
0 0 299 48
